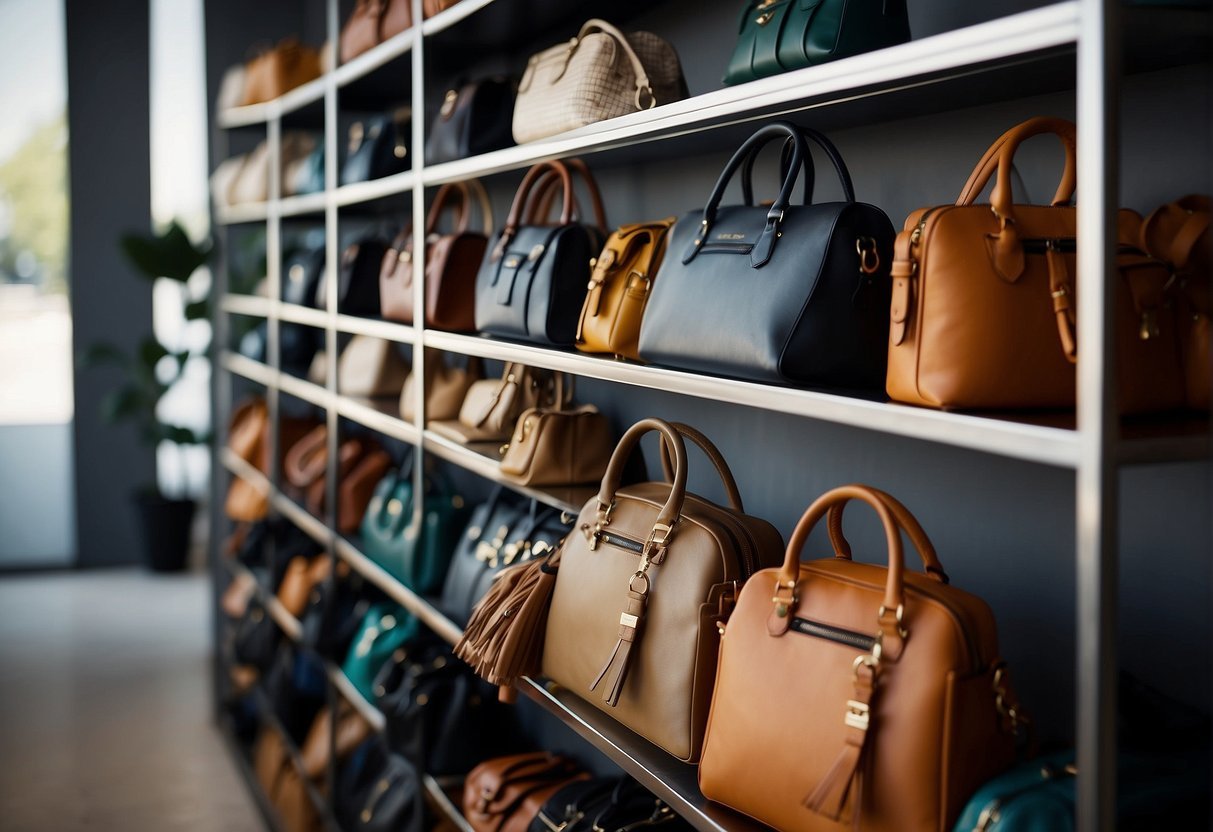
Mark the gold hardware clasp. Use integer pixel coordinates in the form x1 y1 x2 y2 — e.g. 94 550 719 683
844 699 870 731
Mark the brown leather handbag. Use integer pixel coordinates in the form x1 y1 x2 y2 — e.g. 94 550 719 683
400 349 485 424
380 179 494 331
463 753 588 832
299 703 374 785
542 418 784 763
423 0 463 18
576 218 677 361
498 404 614 487
1140 194 1211 410
283 426 392 533
340 0 412 64
887 116 1186 412
429 364 566 444
225 403 317 522
276 555 333 619
699 485 1026 831
242 39 321 106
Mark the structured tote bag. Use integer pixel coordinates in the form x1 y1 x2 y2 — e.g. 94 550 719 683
886 116 1187 412
639 121 894 388
723 0 910 86
699 485 1027 831
426 78 516 165
475 160 607 345
542 418 784 763
380 180 494 331
512 19 687 144
576 217 677 361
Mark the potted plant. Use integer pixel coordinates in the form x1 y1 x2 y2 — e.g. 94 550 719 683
80 220 212 572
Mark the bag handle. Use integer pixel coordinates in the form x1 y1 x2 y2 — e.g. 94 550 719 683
465 177 495 235
823 487 949 584
656 422 743 513
740 136 810 207
596 418 686 539
283 424 329 487
561 157 608 231
576 19 657 110
493 162 575 260
526 168 582 225
1140 194 1211 270
956 117 1076 208
424 181 472 236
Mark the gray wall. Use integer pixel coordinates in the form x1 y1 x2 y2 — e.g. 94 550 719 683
65 0 154 568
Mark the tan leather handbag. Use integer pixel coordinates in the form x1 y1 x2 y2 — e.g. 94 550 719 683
400 349 484 424
513 19 687 144
340 0 412 63
380 179 494 331
422 0 463 19
542 418 783 763
336 335 410 398
887 116 1185 412
463 753 588 832
242 39 321 105
283 426 392 533
225 400 317 522
577 217 676 360
699 485 1026 832
429 364 566 444
499 404 613 487
275 554 333 618
1141 194 1211 410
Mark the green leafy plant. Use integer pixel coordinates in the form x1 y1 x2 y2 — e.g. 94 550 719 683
79 220 213 493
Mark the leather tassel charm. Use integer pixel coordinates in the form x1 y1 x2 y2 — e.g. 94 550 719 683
803 663 875 823
590 587 647 707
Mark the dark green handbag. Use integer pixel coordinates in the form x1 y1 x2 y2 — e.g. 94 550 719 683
359 464 470 595
341 604 419 701
723 0 910 86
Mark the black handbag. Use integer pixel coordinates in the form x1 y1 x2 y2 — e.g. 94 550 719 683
425 77 516 165
299 575 373 662
638 121 894 390
262 645 326 746
438 489 571 625
336 739 426 832
232 599 280 671
474 159 607 345
373 637 522 776
530 777 689 832
340 111 411 185
318 236 389 316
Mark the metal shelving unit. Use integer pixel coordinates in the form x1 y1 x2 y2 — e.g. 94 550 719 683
208 2 1211 831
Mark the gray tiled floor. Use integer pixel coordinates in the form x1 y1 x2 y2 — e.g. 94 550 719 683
0 570 263 832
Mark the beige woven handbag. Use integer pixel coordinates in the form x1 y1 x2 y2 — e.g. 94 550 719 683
512 19 687 144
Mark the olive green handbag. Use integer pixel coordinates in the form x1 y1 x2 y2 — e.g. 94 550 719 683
341 604 419 701
723 0 910 86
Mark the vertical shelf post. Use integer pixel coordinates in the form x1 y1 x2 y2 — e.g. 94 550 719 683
410 0 428 516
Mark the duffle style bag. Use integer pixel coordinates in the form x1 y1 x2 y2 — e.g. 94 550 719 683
887 116 1187 412
723 0 910 86
475 160 607 346
699 484 1027 831
380 179 494 331
576 217 677 361
427 78 516 165
640 122 895 389
542 418 784 762
512 19 687 144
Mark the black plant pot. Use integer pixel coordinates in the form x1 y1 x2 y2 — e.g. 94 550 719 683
133 491 197 572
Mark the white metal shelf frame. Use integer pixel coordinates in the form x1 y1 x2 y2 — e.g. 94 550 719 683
205 1 1204 830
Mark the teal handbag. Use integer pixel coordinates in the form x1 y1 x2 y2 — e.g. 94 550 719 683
341 603 419 701
359 465 470 594
723 0 910 86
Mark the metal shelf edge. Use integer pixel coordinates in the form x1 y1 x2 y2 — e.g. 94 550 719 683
422 775 476 832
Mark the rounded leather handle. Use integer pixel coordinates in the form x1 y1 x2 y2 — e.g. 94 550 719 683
576 19 654 107
656 422 743 513
741 136 811 207
825 487 949 583
425 181 472 237
700 122 807 228
527 169 582 225
561 157 608 231
506 161 574 233
956 117 1077 213
466 177 495 235
283 424 329 487
598 418 686 530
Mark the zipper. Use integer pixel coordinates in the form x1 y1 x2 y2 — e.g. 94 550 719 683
909 206 943 246
791 617 876 651
597 531 645 554
699 242 753 255
1021 237 1076 254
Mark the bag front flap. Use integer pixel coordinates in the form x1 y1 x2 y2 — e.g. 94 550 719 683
469 753 579 813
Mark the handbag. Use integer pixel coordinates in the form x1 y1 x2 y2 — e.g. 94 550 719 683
341 111 411 185
336 740 426 832
1139 194 1211 410
360 462 470 593
300 573 372 662
226 406 319 522
542 418 784 763
529 778 686 832
216 64 246 112
210 155 247 208
426 78 516 165
463 753 590 832
400 350 485 424
299 701 375 783
439 490 570 625
429 364 567 444
275 554 333 618
317 236 389 316
340 0 412 64
380 179 494 330
475 160 608 346
243 38 321 105
699 484 1027 831
282 425 392 533
639 121 894 388
723 0 911 86
886 116 1187 412
342 603 421 701
576 218 676 361
512 19 687 144
263 646 328 745
498 404 614 487
232 601 280 671
228 141 271 205
373 637 521 776
286 144 325 196
423 0 463 18
337 336 410 398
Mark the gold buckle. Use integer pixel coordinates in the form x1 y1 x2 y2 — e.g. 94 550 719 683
878 603 909 639
856 237 880 275
771 579 796 618
844 699 870 731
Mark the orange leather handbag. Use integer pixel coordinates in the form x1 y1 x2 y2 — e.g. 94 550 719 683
887 116 1185 412
340 0 412 63
699 485 1026 832
463 753 588 832
276 554 333 619
242 39 321 106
